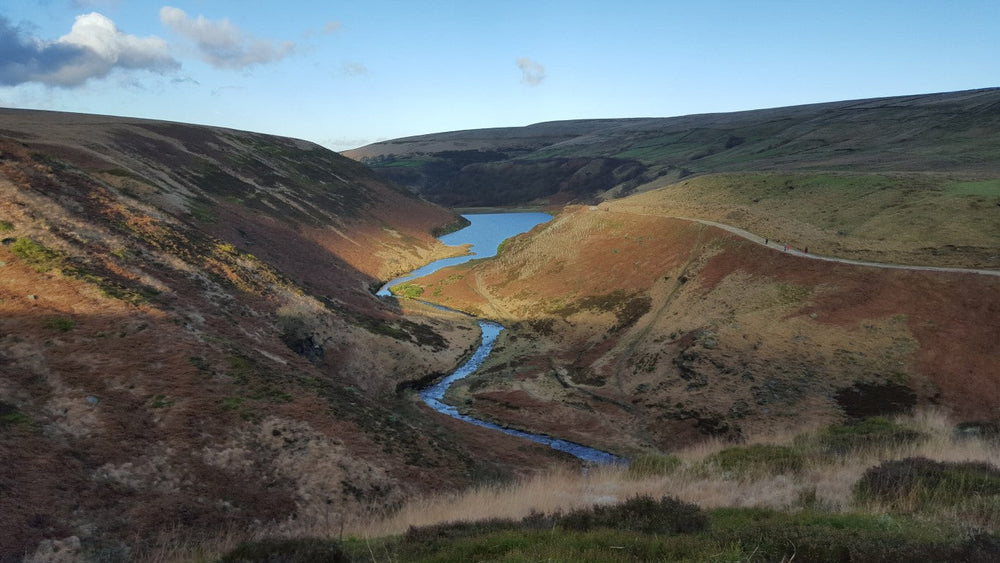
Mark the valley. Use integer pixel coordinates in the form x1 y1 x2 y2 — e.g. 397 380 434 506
0 110 573 560
1 88 999 560
403 205 999 456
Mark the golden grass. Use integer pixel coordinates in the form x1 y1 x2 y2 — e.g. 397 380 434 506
135 408 998 560
346 408 999 539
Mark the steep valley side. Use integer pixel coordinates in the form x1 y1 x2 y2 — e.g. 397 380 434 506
0 110 573 559
406 205 1000 456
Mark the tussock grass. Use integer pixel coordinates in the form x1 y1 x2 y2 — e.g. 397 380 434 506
350 409 999 540
151 409 1000 561
625 453 681 479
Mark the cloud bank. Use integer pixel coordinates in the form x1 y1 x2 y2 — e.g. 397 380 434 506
0 13 177 87
516 57 546 86
159 7 294 69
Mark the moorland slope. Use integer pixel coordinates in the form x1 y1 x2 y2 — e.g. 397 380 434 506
345 88 1000 212
0 110 569 560
405 202 1000 456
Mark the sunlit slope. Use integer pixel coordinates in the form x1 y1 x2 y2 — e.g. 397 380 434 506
346 88 1000 207
0 109 565 559
607 172 1000 269
406 205 1000 456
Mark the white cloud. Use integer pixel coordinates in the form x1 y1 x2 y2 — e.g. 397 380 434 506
322 21 343 35
516 57 546 86
0 13 178 88
159 6 294 69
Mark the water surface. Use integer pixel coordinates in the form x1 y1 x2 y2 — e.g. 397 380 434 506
378 212 552 296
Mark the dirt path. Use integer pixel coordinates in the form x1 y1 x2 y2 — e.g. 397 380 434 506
673 216 1000 277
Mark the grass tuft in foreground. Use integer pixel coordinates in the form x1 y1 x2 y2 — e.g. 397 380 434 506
816 416 927 454
219 537 350 563
177 411 1000 561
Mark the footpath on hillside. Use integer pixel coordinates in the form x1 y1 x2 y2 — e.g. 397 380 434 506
681 217 1000 277
612 210 1000 277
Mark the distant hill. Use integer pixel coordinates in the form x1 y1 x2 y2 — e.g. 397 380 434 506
0 109 565 559
344 88 1000 206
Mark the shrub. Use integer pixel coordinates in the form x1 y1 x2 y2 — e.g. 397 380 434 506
11 238 62 272
43 316 75 332
404 495 707 545
954 420 1000 442
404 517 522 545
0 220 13 232
711 508 998 562
390 282 424 299
819 417 925 454
626 453 682 478
558 495 707 535
834 381 917 418
149 394 174 408
706 444 804 476
219 538 349 563
0 401 31 429
855 457 1000 508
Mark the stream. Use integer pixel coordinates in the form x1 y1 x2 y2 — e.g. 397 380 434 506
380 213 624 465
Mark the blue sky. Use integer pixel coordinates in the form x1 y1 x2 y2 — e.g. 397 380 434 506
1 1 997 151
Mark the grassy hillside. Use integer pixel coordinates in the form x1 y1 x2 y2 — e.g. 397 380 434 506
345 88 1000 209
610 172 1000 269
401 204 1000 457
0 110 570 560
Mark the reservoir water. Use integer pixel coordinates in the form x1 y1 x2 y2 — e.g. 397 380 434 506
384 213 623 465
378 212 554 296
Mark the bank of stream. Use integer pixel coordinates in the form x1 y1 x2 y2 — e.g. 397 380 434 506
380 213 623 465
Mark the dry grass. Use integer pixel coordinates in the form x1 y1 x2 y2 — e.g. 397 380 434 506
134 410 999 561
347 408 999 539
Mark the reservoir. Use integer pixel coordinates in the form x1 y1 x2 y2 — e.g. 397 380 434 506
378 212 553 296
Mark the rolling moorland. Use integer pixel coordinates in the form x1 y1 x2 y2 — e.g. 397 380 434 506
1 87 999 561
346 88 1000 220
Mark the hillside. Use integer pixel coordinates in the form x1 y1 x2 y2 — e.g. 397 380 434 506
344 88 1000 209
0 110 570 559
403 203 1000 457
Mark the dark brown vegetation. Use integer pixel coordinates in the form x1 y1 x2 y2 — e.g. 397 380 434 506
0 110 570 560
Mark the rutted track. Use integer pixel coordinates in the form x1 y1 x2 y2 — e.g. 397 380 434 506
657 213 1000 277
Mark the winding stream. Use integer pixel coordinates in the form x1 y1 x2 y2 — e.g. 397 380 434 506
381 213 624 465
